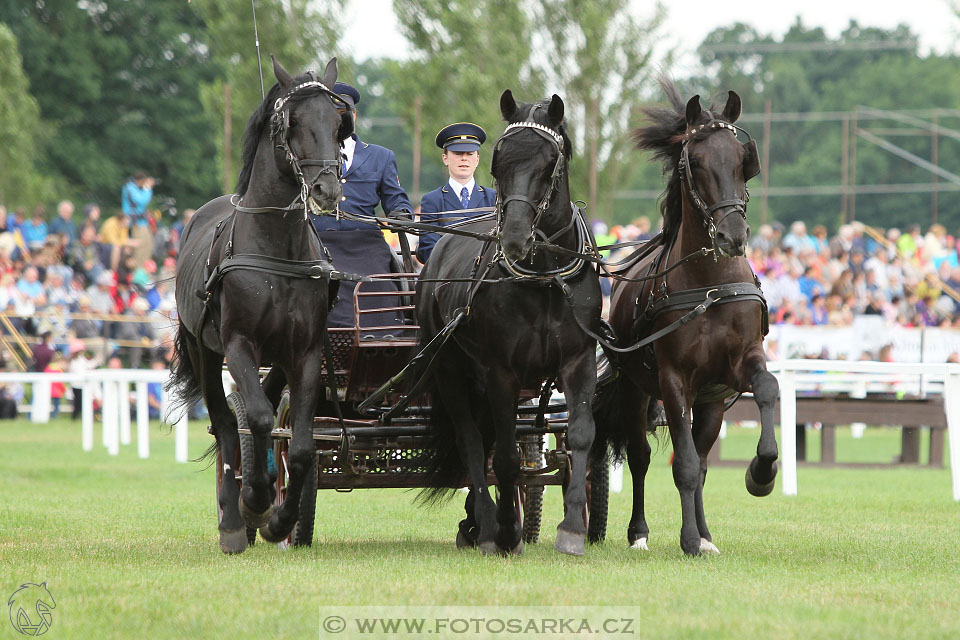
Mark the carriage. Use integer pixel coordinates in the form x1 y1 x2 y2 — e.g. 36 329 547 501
214 270 611 548
178 58 773 557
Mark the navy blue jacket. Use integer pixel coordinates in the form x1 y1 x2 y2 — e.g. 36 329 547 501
310 134 413 233
416 182 496 262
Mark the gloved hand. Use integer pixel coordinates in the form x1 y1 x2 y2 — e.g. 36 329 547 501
386 209 413 221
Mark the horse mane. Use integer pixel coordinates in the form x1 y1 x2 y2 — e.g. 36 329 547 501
632 77 723 242
235 71 321 196
494 97 573 172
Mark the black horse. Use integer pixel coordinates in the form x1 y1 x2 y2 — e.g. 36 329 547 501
592 79 778 556
170 57 353 554
417 91 602 556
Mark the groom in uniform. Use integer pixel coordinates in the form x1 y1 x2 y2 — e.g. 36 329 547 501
416 122 496 263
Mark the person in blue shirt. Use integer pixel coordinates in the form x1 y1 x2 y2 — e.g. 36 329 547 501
121 171 154 266
309 81 414 329
21 206 48 250
416 122 496 263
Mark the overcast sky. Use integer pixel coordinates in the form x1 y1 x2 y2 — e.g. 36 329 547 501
343 0 960 72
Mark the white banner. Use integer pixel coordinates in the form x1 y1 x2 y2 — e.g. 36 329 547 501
768 319 960 363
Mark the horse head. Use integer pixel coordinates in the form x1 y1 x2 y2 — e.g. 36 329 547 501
679 90 759 257
493 90 571 263
268 56 348 215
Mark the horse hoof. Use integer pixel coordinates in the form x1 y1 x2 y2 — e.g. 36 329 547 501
745 460 778 497
456 529 477 549
478 541 499 556
699 538 720 555
508 540 524 556
219 528 248 554
258 520 293 544
629 537 649 551
239 497 275 528
554 528 585 556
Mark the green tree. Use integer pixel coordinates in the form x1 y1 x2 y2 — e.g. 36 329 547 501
688 20 960 232
191 0 342 196
393 0 543 202
536 0 665 222
0 23 50 207
1 0 221 211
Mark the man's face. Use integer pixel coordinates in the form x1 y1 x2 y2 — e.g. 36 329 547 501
443 150 480 183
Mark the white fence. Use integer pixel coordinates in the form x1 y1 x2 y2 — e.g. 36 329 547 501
765 359 960 501
0 369 214 462
9 360 959 501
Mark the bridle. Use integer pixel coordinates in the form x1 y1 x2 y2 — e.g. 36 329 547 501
234 74 351 217
676 119 751 260
491 117 567 248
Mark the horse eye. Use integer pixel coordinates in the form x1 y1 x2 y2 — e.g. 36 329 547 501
288 116 298 127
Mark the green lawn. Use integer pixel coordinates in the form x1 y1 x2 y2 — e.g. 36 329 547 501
1 418 958 639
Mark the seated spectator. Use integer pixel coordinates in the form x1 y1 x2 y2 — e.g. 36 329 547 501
48 200 77 247
69 295 101 339
67 223 107 285
21 206 48 250
113 297 154 368
98 212 137 270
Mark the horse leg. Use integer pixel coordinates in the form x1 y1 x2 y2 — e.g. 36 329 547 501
692 401 724 555
626 390 652 551
225 338 276 528
746 361 780 496
261 368 287 412
486 372 522 554
555 347 597 556
260 352 323 542
660 372 702 556
441 366 498 554
456 489 479 549
186 336 246 554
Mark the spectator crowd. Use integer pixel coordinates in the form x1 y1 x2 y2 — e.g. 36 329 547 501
600 217 960 330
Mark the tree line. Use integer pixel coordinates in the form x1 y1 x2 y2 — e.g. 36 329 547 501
2 1 959 233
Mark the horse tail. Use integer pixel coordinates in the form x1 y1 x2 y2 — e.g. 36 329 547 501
591 357 664 467
590 371 630 465
416 385 469 505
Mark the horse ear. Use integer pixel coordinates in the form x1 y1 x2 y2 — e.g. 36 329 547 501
500 90 517 120
742 139 761 180
685 95 702 125
722 90 742 123
271 55 292 87
321 57 338 89
547 94 565 127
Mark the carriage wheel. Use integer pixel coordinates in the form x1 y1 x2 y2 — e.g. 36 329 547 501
521 485 544 544
224 392 257 546
587 456 609 544
272 390 319 547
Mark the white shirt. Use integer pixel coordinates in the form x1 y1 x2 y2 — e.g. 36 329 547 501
448 177 476 202
341 135 357 172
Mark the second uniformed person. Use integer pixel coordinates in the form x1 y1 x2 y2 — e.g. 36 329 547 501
311 81 414 329
416 123 496 263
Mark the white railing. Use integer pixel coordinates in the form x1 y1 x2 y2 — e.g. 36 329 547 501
766 359 960 501
0 369 214 463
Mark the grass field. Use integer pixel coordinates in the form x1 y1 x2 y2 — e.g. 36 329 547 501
1 418 958 639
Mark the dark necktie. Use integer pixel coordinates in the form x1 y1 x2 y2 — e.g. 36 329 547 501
460 186 469 209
